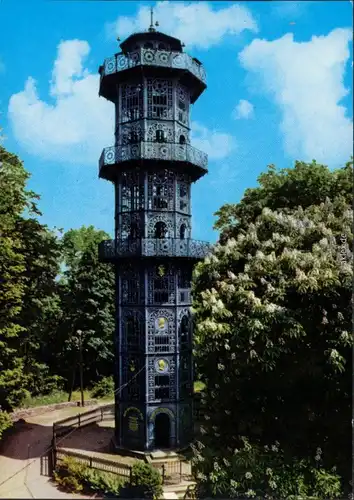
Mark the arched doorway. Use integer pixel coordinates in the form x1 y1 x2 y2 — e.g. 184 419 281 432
154 413 170 448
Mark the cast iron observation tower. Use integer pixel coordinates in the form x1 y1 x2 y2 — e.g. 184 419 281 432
98 16 210 451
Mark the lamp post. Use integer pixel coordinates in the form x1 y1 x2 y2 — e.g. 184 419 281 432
77 329 84 407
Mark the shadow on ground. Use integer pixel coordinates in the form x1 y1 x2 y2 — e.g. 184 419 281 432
59 422 114 454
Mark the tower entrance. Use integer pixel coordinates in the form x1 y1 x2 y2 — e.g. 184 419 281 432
154 413 171 449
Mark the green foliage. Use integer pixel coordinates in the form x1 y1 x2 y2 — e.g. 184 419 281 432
81 468 125 495
129 462 163 499
0 146 31 410
91 376 115 399
54 227 115 387
0 410 13 441
0 145 64 410
53 456 86 493
193 160 353 496
54 455 125 496
192 438 343 498
61 225 109 271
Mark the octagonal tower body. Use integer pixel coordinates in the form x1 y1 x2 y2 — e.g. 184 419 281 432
98 29 210 451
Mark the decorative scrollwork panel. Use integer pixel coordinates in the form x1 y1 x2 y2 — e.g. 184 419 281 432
147 213 175 238
147 264 176 306
147 171 175 212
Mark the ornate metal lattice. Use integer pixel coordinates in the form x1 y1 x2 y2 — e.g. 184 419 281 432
148 355 176 401
120 170 144 213
176 125 190 145
121 264 141 304
122 355 142 400
178 308 191 350
121 84 144 123
176 174 191 214
147 309 175 354
120 213 142 241
146 121 174 143
176 84 189 126
148 170 174 211
177 215 191 239
147 78 173 120
119 122 144 145
121 308 144 350
99 34 209 451
148 264 175 305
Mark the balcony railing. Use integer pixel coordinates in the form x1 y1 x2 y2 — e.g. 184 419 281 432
99 238 212 260
100 49 206 84
99 142 208 173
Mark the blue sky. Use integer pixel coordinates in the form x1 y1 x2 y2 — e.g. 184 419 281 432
0 0 352 242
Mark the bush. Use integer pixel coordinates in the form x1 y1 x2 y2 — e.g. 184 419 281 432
91 376 115 399
192 437 344 499
54 455 125 496
81 468 124 495
129 462 163 499
0 411 13 441
53 456 86 493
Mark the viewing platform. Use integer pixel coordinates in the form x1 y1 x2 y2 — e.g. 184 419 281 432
98 238 212 262
99 142 208 181
99 48 206 102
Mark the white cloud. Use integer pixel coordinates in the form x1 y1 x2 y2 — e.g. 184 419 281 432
191 121 235 160
8 40 113 165
107 1 258 49
239 28 353 165
232 99 254 120
8 39 229 166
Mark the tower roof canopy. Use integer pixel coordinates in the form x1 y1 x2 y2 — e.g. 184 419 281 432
120 31 183 53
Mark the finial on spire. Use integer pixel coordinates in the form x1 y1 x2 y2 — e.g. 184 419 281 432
148 5 158 32
149 6 155 32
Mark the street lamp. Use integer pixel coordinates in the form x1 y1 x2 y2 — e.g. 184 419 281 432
77 330 85 407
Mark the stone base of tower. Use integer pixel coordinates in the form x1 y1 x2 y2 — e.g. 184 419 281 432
113 399 194 453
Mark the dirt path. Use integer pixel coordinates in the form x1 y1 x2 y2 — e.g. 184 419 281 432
0 405 104 499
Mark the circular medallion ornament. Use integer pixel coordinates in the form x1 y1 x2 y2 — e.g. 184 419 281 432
117 55 128 70
106 61 115 73
158 52 169 64
105 149 115 163
173 54 184 68
144 50 155 63
156 317 167 330
155 358 169 373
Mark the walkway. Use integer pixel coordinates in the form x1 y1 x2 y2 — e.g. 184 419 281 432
0 405 104 499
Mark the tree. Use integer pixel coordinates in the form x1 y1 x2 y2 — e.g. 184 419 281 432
192 160 353 497
17 218 64 396
0 145 64 408
0 146 36 409
54 227 115 390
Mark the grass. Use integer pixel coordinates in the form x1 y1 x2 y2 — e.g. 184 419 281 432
19 389 95 409
18 380 204 409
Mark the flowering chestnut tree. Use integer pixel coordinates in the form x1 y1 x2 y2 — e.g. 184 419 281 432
192 161 353 498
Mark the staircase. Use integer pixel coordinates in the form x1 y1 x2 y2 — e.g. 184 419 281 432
162 480 196 499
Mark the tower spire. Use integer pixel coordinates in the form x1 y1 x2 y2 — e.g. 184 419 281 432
148 6 155 32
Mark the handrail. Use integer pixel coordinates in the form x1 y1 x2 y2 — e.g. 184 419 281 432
100 48 206 84
98 237 212 260
99 141 208 171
